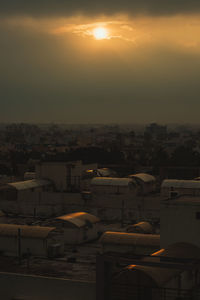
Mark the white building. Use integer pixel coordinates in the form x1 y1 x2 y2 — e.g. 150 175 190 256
91 177 138 196
52 212 101 244
161 195 200 249
128 173 156 195
0 224 63 257
161 179 200 197
100 231 160 255
0 179 52 202
0 179 59 216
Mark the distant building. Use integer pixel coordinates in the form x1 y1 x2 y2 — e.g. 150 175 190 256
145 123 167 138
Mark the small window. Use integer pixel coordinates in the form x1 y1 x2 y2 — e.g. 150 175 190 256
196 212 200 219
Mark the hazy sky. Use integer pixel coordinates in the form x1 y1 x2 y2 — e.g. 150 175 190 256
1 1 200 124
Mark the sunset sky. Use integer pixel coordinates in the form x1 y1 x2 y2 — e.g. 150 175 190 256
1 1 200 124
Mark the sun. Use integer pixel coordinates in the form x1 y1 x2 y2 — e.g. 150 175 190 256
93 27 109 40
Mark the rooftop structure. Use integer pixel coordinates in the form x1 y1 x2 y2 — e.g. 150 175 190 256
7 179 51 191
100 231 160 247
91 177 134 187
104 242 200 300
161 179 200 196
0 224 61 257
56 212 100 228
126 222 153 234
161 195 200 248
128 173 156 183
100 231 160 255
0 224 55 239
55 212 101 244
128 173 156 194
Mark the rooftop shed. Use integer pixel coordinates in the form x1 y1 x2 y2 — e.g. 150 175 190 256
100 231 160 255
0 224 62 257
126 222 153 234
161 179 200 196
7 179 51 191
56 212 100 228
91 177 138 195
55 212 101 244
128 173 156 195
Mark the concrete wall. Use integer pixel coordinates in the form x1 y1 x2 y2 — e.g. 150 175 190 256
0 272 95 300
160 200 200 248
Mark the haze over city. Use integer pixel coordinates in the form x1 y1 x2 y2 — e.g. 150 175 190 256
1 0 200 123
2 1 200 300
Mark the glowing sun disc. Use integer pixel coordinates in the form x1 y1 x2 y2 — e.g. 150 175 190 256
93 27 108 40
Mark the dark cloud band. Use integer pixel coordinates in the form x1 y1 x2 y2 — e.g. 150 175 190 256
0 0 200 17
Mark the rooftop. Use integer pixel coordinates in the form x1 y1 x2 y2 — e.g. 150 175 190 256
128 173 156 183
56 212 100 228
100 231 160 247
7 179 51 191
161 179 200 189
91 177 135 187
0 224 56 239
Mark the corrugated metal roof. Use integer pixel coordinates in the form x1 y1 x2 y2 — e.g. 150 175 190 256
8 179 51 191
128 173 156 183
161 179 200 189
100 231 160 247
0 224 55 239
91 177 134 186
56 212 100 228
